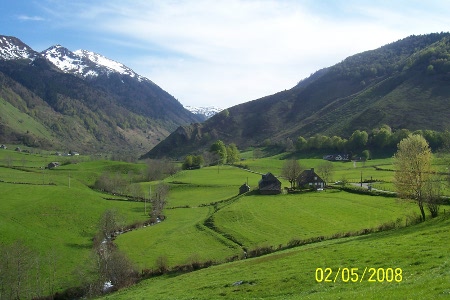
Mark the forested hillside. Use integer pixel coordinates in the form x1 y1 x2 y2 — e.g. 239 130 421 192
144 33 450 159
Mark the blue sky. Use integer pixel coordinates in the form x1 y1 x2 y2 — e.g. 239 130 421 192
2 0 450 107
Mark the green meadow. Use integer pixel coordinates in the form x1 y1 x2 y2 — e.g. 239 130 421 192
0 148 449 298
103 214 450 300
213 191 417 248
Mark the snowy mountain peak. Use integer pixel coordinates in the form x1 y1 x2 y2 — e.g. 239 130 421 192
74 49 141 79
41 46 148 82
185 106 223 119
0 35 38 60
42 45 87 74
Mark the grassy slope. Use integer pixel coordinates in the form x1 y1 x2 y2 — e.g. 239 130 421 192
115 207 241 270
0 150 149 292
115 166 264 269
0 96 53 141
1 149 448 298
115 164 418 273
213 191 417 248
102 214 450 299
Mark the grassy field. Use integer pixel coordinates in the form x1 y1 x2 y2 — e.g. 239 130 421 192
0 97 54 142
115 207 241 270
102 213 450 299
212 191 417 248
0 147 449 298
0 150 149 294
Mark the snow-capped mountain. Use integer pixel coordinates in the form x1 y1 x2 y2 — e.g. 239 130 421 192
42 45 148 82
0 35 38 60
0 35 150 83
0 34 202 154
184 105 223 119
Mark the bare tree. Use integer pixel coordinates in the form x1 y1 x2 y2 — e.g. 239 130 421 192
151 182 169 220
281 159 304 189
127 183 144 200
0 241 34 299
146 159 178 180
424 175 442 218
98 209 125 240
317 161 334 186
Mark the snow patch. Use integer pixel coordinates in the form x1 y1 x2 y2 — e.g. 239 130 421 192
185 106 223 119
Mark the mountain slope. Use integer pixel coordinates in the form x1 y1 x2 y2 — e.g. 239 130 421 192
143 32 450 158
0 35 201 155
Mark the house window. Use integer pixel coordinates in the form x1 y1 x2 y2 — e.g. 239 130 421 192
314 177 317 180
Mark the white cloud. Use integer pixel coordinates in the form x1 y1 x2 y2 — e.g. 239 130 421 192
17 15 45 21
39 0 450 107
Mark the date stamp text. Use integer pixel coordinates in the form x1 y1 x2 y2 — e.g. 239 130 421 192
315 267 403 283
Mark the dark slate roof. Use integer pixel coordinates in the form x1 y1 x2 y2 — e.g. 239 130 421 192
259 172 281 190
297 168 324 185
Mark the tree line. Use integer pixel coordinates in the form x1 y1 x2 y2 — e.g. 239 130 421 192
292 126 450 156
182 140 240 170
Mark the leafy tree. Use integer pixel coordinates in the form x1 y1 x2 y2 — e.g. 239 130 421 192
193 155 204 168
390 129 411 148
394 135 433 220
183 155 205 169
330 136 346 151
372 126 391 148
210 140 227 164
226 143 240 163
182 155 194 170
281 159 304 189
348 130 368 150
361 150 371 160
296 136 307 151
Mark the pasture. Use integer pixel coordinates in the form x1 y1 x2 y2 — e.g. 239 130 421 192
102 214 450 299
212 191 417 248
0 147 449 298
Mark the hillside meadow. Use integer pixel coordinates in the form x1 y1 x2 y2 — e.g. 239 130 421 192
0 149 149 295
102 214 450 300
0 147 449 298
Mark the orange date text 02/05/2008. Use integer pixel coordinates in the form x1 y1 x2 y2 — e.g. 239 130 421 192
315 267 403 283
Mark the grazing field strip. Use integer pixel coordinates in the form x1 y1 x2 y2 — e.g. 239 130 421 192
115 207 243 269
100 214 450 300
212 191 418 248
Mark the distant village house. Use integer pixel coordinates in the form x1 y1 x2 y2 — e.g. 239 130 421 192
47 162 60 169
323 153 350 161
258 173 282 195
297 168 324 190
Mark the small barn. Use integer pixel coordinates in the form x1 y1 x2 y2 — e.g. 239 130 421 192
258 172 281 195
297 168 324 190
47 162 60 169
239 183 251 195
